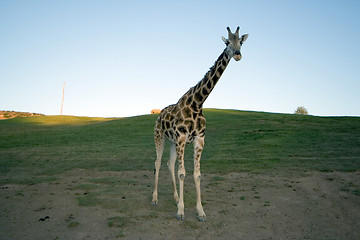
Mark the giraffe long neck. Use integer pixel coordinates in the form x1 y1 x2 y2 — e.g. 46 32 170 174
178 48 232 112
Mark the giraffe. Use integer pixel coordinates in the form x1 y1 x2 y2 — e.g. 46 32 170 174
151 27 248 221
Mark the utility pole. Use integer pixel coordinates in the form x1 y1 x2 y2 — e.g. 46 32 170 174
61 82 66 115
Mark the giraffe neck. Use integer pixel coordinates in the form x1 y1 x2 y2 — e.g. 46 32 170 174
178 48 232 112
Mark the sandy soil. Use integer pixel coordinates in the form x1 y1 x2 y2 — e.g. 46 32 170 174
1 169 359 240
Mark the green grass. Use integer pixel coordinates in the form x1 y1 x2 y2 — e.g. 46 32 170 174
0 109 359 184
68 221 80 228
203 109 360 173
107 216 132 228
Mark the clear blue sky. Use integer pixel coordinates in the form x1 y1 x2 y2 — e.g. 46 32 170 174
1 0 359 117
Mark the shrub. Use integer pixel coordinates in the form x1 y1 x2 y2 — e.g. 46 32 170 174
294 106 308 115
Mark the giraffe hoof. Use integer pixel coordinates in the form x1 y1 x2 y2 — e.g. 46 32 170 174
176 214 185 221
197 215 207 222
151 200 158 206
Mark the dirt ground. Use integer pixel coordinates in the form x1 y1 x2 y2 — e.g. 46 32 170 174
1 169 359 240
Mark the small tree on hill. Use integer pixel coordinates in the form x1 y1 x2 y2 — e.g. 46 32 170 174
294 106 308 115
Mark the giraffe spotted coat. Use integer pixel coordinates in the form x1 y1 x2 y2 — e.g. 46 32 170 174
151 27 248 222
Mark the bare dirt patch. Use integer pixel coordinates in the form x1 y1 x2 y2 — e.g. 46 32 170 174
1 169 359 239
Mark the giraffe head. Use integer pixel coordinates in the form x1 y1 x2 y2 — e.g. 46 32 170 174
222 26 248 61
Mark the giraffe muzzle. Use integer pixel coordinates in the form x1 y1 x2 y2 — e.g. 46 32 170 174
233 53 242 61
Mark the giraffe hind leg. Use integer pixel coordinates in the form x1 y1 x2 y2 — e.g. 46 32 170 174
152 123 165 206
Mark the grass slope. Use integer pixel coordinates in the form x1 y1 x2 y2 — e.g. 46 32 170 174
0 109 359 184
0 110 44 120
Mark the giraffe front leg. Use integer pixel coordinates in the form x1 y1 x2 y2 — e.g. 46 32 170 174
176 141 186 220
194 136 206 222
167 142 179 205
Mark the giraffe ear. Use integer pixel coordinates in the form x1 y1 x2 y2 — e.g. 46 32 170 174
240 34 249 44
222 36 229 45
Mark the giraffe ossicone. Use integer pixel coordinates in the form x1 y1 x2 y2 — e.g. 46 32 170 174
151 27 248 221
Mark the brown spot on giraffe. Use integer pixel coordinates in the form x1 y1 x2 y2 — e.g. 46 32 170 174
182 107 192 119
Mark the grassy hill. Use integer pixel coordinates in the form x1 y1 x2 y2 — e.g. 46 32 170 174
0 109 359 184
0 110 44 120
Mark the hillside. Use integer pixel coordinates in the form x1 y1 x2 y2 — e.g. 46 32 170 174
0 110 44 120
1 109 360 239
0 109 359 184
